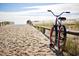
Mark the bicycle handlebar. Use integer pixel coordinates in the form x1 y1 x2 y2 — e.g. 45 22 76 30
48 10 56 16
48 10 70 17
65 12 70 13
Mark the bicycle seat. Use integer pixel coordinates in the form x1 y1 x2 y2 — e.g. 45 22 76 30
58 17 66 21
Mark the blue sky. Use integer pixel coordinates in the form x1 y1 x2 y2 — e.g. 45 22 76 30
0 3 55 12
0 3 79 24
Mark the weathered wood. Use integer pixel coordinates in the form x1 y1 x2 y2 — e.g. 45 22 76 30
42 28 45 34
66 30 79 36
34 25 79 36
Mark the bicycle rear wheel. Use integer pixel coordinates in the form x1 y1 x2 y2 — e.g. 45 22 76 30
50 25 67 52
59 25 67 51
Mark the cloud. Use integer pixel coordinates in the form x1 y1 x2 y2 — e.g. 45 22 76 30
0 3 79 24
27 3 79 13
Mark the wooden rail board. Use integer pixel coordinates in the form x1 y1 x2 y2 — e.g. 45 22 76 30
34 25 79 36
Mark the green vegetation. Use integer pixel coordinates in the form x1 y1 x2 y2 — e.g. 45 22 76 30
34 20 79 30
34 20 53 28
65 38 79 55
0 21 14 26
34 20 79 55
65 21 79 31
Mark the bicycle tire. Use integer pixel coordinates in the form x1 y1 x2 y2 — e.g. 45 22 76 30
59 25 67 51
50 25 67 51
50 25 58 48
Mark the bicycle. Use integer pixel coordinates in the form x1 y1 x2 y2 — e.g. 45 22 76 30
48 10 70 52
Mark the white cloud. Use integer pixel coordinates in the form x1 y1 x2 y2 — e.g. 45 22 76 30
0 3 79 24
23 3 79 13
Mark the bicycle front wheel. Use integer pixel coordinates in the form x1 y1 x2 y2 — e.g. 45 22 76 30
50 25 58 48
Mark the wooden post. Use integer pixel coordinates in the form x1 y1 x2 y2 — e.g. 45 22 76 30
0 22 1 26
40 27 42 32
36 26 39 30
1 22 2 26
42 28 45 34
2 22 3 26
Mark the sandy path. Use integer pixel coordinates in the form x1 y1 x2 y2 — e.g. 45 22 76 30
0 24 55 56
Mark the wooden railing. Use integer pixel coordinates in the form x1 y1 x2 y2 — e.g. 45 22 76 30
33 25 79 55
33 25 50 34
33 25 79 36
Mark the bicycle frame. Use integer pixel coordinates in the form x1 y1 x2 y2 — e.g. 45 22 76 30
48 10 70 25
48 10 70 50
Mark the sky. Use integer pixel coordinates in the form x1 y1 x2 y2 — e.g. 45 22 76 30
0 3 79 24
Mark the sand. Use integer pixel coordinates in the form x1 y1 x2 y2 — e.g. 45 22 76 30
0 24 55 56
